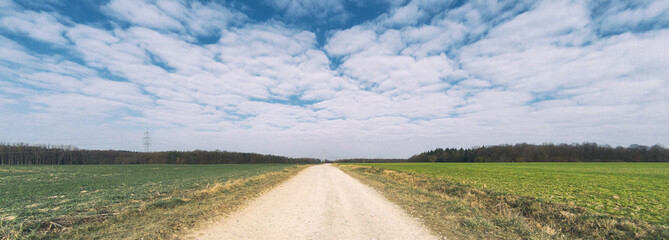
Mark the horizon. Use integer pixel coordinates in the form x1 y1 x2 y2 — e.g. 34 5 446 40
1 0 668 159
2 141 664 162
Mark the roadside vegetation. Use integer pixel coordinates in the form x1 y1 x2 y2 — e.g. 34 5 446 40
363 163 669 224
337 163 669 239
0 164 305 239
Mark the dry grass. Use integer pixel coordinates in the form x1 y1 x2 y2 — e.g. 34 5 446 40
73 165 306 239
337 164 669 240
1 165 307 240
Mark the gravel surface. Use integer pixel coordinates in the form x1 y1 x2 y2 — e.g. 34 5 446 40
187 164 438 240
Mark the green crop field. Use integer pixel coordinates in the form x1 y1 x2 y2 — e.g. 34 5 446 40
0 164 294 237
347 162 669 225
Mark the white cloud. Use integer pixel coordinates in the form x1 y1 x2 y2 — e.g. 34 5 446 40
324 26 377 57
1 0 668 158
183 1 246 36
0 24 152 134
456 89 532 115
399 21 467 57
0 35 39 69
32 93 130 116
265 0 349 23
0 5 68 45
0 0 14 9
103 0 245 38
62 16 352 135
340 53 458 93
458 78 491 88
19 72 83 92
594 0 669 34
80 77 151 105
211 23 344 100
126 27 213 74
103 0 184 31
459 0 594 91
303 0 665 157
463 0 591 54
0 36 98 81
381 0 450 26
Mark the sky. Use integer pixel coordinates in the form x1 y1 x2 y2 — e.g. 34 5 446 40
0 0 668 159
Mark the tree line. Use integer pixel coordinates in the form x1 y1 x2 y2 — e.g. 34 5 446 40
3 142 667 165
0 143 320 165
408 143 669 162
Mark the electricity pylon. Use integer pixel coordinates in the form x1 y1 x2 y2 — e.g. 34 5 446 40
143 126 151 152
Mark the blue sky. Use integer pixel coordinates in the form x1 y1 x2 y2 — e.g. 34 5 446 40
1 0 668 159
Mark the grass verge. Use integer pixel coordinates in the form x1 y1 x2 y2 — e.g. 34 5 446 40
1 165 307 239
337 164 668 240
350 162 669 225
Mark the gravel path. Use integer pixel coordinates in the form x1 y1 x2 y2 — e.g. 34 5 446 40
187 164 438 240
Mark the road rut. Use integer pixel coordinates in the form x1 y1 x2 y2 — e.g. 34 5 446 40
187 164 437 239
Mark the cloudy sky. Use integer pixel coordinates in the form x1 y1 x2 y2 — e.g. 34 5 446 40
1 0 667 159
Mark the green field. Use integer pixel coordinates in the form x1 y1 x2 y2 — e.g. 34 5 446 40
347 162 669 225
0 164 294 237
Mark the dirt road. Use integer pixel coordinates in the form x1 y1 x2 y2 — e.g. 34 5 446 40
187 164 438 239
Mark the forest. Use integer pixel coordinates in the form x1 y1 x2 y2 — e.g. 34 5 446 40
408 143 669 162
2 142 668 165
0 143 320 165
